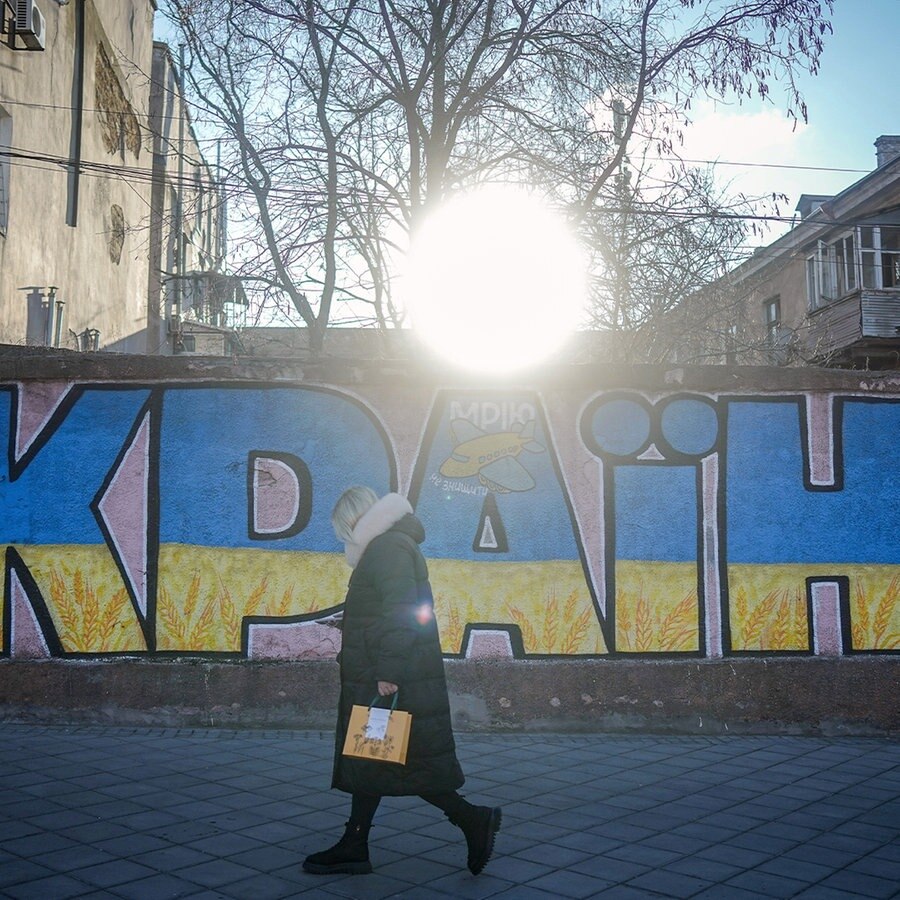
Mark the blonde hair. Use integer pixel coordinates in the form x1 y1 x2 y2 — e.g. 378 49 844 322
331 485 378 542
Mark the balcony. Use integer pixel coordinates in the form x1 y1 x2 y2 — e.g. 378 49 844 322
806 289 900 368
178 272 248 328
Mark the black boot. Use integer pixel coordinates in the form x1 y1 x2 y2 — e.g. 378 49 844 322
449 801 502 875
302 821 372 875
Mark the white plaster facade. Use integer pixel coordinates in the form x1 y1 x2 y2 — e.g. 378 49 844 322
0 0 223 354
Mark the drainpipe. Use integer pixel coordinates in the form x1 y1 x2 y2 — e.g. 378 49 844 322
174 44 186 324
216 137 226 267
66 0 85 226
54 296 66 347
45 286 57 345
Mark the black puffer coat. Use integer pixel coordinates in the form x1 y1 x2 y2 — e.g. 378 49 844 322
331 509 464 797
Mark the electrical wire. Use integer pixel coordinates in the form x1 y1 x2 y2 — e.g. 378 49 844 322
0 95 884 182
0 96 878 178
0 145 868 227
2 147 895 275
666 157 868 176
0 147 221 192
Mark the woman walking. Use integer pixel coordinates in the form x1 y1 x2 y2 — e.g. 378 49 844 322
303 486 501 876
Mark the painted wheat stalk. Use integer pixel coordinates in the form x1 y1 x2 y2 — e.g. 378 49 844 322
617 600 633 651
560 607 592 654
635 598 653 652
507 604 538 652
734 587 749 643
659 592 696 651
98 589 130 649
872 575 900 649
75 571 100 649
771 594 791 650
183 573 200 624
542 590 559 653
742 590 778 649
773 589 807 651
276 586 293 617
48 567 133 652
157 586 186 646
189 594 217 649
50 569 79 641
244 576 268 618
853 581 871 649
791 589 808 649
217 584 242 649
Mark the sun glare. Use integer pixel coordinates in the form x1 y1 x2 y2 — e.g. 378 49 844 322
403 186 586 372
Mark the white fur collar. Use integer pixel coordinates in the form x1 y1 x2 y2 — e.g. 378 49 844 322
344 493 413 568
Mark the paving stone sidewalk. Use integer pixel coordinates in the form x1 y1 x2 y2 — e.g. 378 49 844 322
0 724 897 898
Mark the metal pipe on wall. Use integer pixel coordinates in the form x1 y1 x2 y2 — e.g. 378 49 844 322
54 297 65 347
66 0 85 227
174 44 186 323
44 286 55 345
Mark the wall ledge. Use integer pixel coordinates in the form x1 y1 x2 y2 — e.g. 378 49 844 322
2 345 900 392
0 657 896 736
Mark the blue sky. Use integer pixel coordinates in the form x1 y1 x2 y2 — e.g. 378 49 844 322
681 0 900 237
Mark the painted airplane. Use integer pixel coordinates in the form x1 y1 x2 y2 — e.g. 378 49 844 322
440 419 545 493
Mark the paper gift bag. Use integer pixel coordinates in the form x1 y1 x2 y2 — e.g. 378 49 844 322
342 694 412 765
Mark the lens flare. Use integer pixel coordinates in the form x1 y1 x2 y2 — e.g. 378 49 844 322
404 186 586 372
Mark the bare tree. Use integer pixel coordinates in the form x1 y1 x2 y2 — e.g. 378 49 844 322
583 148 791 363
161 0 833 354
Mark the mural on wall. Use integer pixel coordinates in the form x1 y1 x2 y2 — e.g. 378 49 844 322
1 381 897 660
580 393 715 655
1 384 395 658
410 393 606 657
724 397 900 655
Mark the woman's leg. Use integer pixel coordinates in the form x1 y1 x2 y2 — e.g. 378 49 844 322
420 791 464 817
421 792 502 875
302 794 381 875
350 793 381 828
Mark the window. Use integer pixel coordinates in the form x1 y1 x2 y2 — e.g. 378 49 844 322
807 241 834 310
0 104 11 234
859 227 875 289
860 225 900 289
834 233 857 295
763 295 789 363
806 255 817 309
763 296 781 343
884 227 900 288
807 226 900 309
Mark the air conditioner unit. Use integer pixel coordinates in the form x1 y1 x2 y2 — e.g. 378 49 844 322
15 0 46 51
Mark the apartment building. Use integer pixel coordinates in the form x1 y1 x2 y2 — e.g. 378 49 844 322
0 0 231 354
725 136 900 369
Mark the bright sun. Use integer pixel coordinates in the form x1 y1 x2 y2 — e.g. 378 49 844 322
403 186 586 372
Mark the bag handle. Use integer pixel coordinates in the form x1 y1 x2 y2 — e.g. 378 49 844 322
369 692 399 710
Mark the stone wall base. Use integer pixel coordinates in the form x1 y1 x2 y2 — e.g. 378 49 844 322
1 658 897 735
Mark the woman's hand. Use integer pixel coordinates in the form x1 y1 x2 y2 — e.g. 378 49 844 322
377 681 399 696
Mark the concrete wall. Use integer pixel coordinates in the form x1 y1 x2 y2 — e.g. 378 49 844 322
0 1 157 352
0 351 897 733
